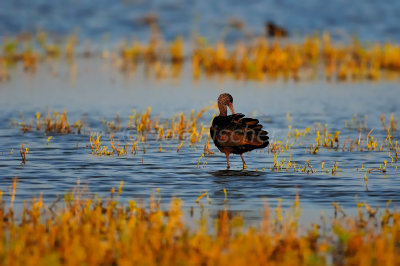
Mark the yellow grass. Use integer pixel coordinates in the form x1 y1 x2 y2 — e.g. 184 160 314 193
0 181 399 265
2 31 400 82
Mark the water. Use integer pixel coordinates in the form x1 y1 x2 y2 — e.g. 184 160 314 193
0 58 399 225
1 0 400 43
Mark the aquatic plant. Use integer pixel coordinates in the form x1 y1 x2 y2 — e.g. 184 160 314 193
102 114 122 132
0 181 399 265
3 31 400 81
19 110 75 134
19 144 28 164
203 136 215 156
89 134 127 156
127 104 215 145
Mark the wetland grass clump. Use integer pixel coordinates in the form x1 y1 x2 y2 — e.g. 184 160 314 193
89 133 128 156
94 104 216 157
1 182 400 265
19 110 77 134
270 155 318 174
268 114 398 176
2 31 400 82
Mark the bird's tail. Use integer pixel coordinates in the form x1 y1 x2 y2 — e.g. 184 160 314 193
242 118 269 149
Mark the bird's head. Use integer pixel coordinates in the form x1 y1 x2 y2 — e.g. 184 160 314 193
217 93 234 116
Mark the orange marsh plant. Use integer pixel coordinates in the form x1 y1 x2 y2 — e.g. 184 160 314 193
0 182 399 265
3 31 400 82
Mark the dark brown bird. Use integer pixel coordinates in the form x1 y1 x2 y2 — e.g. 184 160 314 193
210 93 269 169
265 21 288 37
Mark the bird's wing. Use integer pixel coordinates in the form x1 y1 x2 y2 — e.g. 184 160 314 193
215 114 269 147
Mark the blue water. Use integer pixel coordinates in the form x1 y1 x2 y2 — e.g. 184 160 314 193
0 59 399 224
1 0 400 224
1 0 400 43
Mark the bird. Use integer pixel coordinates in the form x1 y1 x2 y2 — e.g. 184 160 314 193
210 93 269 169
265 21 288 38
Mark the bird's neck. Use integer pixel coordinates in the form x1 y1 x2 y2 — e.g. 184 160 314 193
218 103 227 116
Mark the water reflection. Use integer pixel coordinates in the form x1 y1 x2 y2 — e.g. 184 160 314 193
210 170 266 177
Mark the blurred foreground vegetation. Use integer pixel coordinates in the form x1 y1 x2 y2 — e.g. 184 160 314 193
0 179 399 265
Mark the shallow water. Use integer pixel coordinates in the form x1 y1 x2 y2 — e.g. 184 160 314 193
0 59 399 225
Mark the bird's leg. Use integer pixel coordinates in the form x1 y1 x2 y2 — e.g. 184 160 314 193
225 152 230 169
240 154 247 169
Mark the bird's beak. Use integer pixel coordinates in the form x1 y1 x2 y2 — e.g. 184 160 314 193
228 102 235 114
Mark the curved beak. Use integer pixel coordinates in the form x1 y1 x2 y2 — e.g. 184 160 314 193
228 102 235 114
